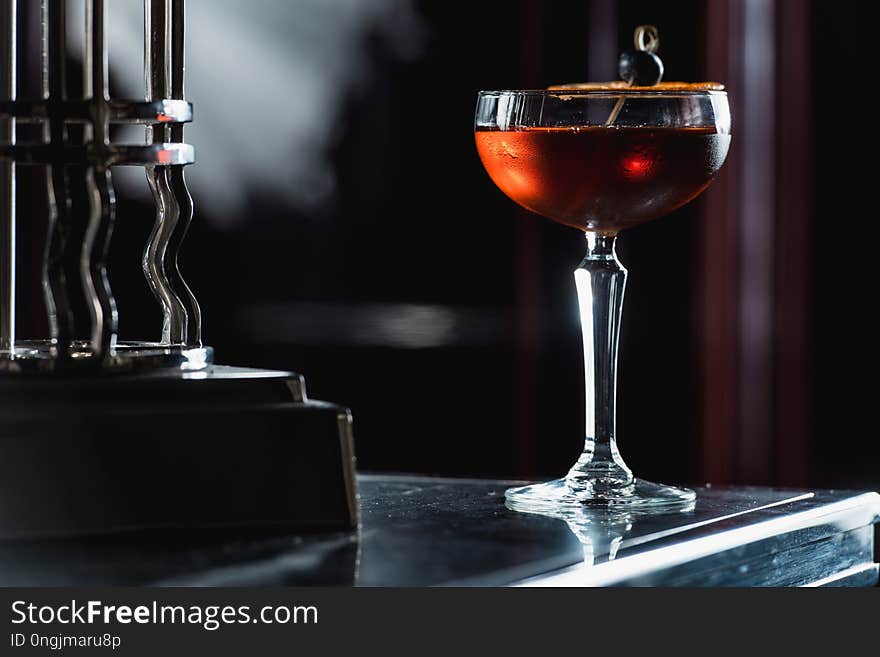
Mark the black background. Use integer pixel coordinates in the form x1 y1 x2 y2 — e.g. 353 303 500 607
11 0 877 491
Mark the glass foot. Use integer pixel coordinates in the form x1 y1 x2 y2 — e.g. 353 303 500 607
505 477 696 513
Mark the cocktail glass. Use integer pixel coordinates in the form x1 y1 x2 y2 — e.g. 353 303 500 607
475 88 730 511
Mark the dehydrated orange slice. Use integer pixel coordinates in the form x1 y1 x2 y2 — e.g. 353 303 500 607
548 81 725 91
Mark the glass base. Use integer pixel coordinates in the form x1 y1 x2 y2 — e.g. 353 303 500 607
505 477 696 513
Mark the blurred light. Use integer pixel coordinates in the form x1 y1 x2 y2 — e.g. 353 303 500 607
241 302 511 349
71 0 424 226
620 153 653 178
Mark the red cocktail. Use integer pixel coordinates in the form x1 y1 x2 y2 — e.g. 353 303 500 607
475 85 731 512
475 125 729 233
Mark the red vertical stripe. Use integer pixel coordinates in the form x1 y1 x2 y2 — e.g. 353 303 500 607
698 0 813 486
699 0 741 484
774 0 811 485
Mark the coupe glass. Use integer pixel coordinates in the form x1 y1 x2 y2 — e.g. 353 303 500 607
475 88 731 511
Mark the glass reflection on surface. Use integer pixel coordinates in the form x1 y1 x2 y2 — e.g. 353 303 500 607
508 499 695 568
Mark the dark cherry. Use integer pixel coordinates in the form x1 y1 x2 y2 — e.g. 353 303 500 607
618 50 664 86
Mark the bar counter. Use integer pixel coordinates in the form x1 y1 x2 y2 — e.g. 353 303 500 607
1 474 877 587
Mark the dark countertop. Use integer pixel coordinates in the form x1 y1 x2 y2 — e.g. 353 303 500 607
1 474 878 586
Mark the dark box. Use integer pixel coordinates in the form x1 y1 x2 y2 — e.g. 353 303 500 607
0 366 358 539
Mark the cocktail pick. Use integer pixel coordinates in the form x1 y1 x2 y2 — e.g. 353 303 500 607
605 25 664 126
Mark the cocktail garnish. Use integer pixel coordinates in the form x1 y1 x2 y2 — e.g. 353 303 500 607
606 25 662 125
619 25 663 86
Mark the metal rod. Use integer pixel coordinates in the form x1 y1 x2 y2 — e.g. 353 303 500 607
144 0 187 344
170 0 185 134
166 167 200 345
42 0 74 358
0 0 203 371
167 0 201 346
0 0 16 355
82 0 118 358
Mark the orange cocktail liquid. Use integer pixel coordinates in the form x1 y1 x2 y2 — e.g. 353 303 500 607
475 126 730 233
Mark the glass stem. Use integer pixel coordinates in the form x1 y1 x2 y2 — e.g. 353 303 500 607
567 232 634 491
